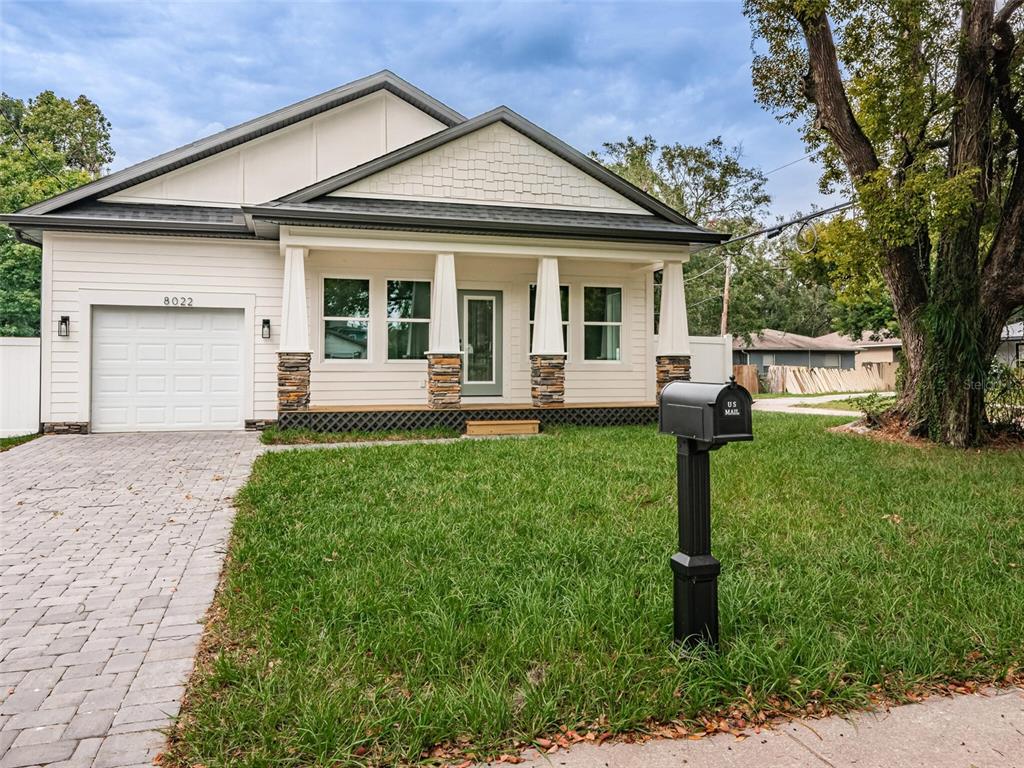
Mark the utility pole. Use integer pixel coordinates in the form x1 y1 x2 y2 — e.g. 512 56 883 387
719 251 733 335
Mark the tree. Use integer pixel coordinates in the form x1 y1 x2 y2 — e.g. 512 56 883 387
786 214 898 338
745 0 1024 446
594 136 833 339
0 92 112 336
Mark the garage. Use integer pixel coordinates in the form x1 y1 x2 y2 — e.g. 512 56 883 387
91 305 246 432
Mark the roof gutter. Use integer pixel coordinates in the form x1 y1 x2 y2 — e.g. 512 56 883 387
242 205 730 245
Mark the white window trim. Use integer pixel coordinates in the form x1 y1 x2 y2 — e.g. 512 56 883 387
384 277 432 363
528 282 570 361
581 283 624 364
320 274 373 365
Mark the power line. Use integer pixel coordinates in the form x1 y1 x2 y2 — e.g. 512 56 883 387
0 107 70 188
764 152 815 175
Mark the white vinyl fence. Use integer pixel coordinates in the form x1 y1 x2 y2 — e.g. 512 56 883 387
0 337 40 437
687 334 733 383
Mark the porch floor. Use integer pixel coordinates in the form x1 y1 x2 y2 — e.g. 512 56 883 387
305 401 657 413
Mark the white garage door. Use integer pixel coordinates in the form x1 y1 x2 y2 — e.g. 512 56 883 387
91 306 246 432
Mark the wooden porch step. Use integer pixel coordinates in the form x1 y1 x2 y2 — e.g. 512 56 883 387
465 419 540 436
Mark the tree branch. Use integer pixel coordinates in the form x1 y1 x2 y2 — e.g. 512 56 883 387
795 8 930 324
995 0 1022 26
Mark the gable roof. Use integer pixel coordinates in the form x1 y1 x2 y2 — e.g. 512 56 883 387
734 329 861 352
18 71 465 216
278 107 698 226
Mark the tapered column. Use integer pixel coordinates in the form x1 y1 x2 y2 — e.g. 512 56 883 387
531 256 566 407
656 258 691 399
278 246 311 412
426 252 462 409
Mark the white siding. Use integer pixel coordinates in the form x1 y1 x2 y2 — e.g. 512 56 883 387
43 233 281 423
103 92 446 206
305 251 652 406
333 122 650 214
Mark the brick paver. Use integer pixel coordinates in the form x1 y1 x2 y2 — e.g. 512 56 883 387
1 432 264 767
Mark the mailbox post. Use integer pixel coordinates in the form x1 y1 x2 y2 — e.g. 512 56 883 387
659 377 753 649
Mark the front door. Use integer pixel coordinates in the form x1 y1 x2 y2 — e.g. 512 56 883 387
459 290 502 396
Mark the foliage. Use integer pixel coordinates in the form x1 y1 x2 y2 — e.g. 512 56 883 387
594 135 833 337
0 91 113 336
593 135 770 224
743 0 1024 446
168 418 1024 766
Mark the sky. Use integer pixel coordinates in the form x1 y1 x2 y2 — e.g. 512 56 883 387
0 0 839 218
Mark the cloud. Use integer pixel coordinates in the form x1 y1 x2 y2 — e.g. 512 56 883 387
0 0 835 217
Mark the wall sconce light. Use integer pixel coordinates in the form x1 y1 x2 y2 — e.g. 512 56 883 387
58 316 70 337
261 318 271 339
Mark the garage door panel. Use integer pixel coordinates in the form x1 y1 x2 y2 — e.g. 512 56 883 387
91 306 246 432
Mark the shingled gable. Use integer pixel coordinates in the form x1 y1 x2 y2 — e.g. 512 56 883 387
15 71 465 217
277 106 699 227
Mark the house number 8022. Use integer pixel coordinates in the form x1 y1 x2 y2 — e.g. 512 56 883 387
163 296 194 307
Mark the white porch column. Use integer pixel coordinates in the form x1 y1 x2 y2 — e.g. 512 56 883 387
656 258 692 397
277 245 311 413
531 256 565 355
530 256 566 407
426 252 462 408
280 246 311 352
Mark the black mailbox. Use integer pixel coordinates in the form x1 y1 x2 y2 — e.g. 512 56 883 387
659 379 753 447
659 377 754 650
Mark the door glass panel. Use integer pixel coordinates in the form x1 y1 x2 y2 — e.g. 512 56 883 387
466 298 494 383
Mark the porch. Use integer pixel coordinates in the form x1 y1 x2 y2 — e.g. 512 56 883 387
271 225 708 428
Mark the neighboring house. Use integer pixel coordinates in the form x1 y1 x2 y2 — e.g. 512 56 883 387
997 322 1023 369
732 329 859 373
816 330 903 367
1 71 729 435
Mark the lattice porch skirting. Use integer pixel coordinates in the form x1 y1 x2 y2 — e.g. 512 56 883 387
278 405 658 433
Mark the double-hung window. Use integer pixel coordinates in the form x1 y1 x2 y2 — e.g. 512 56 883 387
528 283 569 355
323 278 369 360
387 280 431 360
583 286 622 361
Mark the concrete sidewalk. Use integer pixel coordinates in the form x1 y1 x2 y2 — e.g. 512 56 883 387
752 392 891 418
488 687 1024 768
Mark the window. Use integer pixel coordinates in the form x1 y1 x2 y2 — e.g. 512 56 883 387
387 280 431 360
323 278 369 360
583 286 622 361
653 269 663 335
529 284 569 354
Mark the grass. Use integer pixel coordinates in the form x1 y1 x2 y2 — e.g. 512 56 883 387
797 399 863 411
172 414 1024 767
260 425 460 445
0 432 40 452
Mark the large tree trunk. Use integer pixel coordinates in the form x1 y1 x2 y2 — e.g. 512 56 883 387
795 1 1023 447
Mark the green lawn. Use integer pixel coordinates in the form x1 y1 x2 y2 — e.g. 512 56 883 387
260 425 459 445
0 432 40 452
171 414 1024 767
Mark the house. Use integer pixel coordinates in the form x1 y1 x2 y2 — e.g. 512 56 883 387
732 329 859 373
997 322 1023 368
1 71 730 435
816 330 902 367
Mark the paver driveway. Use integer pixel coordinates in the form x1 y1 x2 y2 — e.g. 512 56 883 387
1 432 264 768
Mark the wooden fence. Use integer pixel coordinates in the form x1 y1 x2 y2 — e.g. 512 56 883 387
764 362 896 395
731 364 760 394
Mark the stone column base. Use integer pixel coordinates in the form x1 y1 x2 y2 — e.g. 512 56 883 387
278 352 311 412
42 422 89 435
530 354 566 407
656 355 691 399
427 353 462 409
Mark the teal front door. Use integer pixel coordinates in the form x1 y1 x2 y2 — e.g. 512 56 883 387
458 290 502 397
